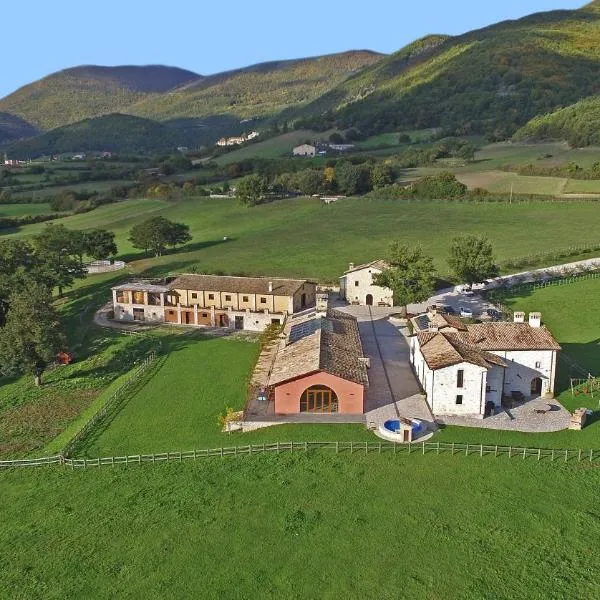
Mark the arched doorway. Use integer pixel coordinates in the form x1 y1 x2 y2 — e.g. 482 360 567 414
366 294 374 306
531 377 543 396
300 385 338 413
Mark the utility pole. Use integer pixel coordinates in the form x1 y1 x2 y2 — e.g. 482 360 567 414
509 182 513 204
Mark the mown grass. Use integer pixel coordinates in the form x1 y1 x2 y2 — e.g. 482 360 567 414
0 203 53 217
0 454 599 599
82 334 372 457
6 196 600 281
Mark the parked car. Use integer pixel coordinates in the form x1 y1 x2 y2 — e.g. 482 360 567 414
486 308 502 321
440 305 456 315
459 306 473 318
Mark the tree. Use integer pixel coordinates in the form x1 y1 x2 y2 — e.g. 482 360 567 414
374 243 436 314
0 278 64 386
456 142 476 162
83 229 118 261
129 216 191 257
336 162 373 196
296 169 323 196
448 234 498 285
329 132 344 144
31 224 86 297
235 174 267 206
371 162 395 188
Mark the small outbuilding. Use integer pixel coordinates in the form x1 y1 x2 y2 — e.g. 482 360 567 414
339 260 393 307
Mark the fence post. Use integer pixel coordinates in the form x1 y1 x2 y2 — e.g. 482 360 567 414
437 441 440 455
590 449 594 462
538 448 541 461
551 449 554 461
422 442 425 455
276 441 279 454
480 444 483 458
565 449 568 462
495 445 498 458
465 443 469 456
408 442 412 454
379 442 382 454
578 449 582 462
523 447 526 459
350 441 353 454
336 441 339 454
451 442 455 455
508 446 512 458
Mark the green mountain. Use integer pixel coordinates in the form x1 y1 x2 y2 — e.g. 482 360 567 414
0 112 39 145
127 51 384 122
0 65 201 131
295 2 600 137
7 114 183 157
515 95 600 146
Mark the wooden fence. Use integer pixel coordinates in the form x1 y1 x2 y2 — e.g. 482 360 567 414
2 441 600 470
61 350 159 457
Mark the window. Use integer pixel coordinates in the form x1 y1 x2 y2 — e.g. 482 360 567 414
271 318 281 325
191 292 198 300
456 395 463 405
300 385 338 413
132 291 145 305
535 361 541 369
208 294 214 300
133 308 145 322
355 281 359 287
260 297 267 304
116 291 127 303
202 313 208 318
225 295 232 301
242 296 249 302
457 369 464 388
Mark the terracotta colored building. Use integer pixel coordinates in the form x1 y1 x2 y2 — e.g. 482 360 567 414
269 310 369 415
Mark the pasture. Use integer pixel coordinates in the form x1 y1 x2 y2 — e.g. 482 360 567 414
0 454 598 599
5 196 600 281
0 203 54 217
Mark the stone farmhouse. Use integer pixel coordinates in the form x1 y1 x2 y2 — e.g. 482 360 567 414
292 144 316 157
111 274 316 332
268 309 369 415
339 260 393 306
409 309 560 418
216 131 259 147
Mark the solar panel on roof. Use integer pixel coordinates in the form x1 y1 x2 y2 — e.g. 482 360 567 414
288 317 332 344
414 315 430 331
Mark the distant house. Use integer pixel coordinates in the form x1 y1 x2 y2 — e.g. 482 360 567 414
328 143 355 152
293 144 316 157
339 260 393 307
3 159 25 167
72 153 86 161
216 132 260 147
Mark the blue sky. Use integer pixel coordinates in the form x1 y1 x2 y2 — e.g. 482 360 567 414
0 0 585 98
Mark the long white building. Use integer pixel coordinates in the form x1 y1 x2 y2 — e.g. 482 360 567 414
409 310 560 418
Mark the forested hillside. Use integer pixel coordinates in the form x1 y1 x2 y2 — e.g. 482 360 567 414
296 2 600 137
515 96 600 147
0 113 39 144
0 66 200 130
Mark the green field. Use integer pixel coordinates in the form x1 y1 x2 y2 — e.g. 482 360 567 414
0 203 53 217
5 196 600 281
0 454 598 599
563 179 600 194
213 130 328 165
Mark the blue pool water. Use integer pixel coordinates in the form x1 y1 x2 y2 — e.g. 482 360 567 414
383 419 423 435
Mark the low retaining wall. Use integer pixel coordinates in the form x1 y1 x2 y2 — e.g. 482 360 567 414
86 260 126 274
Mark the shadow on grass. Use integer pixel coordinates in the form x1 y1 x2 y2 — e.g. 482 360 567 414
118 239 233 264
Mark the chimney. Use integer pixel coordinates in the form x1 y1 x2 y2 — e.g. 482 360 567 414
348 262 355 271
268 281 273 293
513 311 525 324
528 312 541 328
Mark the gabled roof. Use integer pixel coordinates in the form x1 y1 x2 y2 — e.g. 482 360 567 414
269 309 368 387
463 322 561 351
417 331 507 371
417 331 506 371
169 274 309 297
343 260 388 275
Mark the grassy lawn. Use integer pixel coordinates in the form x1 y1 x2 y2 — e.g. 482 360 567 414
563 179 600 194
456 170 567 195
82 334 372 457
0 203 54 217
5 196 600 282
0 454 598 599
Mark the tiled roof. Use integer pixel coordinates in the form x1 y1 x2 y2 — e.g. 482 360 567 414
269 310 368 387
343 260 388 275
169 274 309 296
463 322 561 351
417 331 506 370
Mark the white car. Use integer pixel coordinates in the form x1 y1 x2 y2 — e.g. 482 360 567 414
459 306 473 318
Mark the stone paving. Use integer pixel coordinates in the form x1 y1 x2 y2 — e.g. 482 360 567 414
435 397 571 433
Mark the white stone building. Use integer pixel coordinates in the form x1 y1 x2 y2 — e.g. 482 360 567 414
339 260 393 306
409 310 560 418
292 144 316 157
